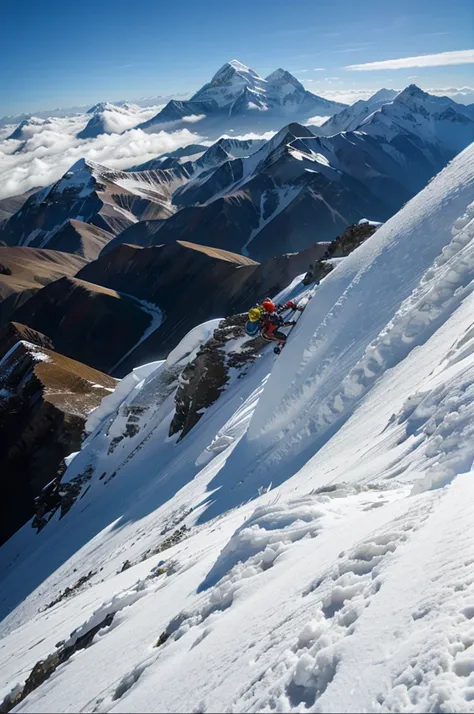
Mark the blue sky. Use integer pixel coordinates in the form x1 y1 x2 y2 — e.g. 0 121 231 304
1 0 473 115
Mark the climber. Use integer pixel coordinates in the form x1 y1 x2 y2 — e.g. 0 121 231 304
246 298 304 352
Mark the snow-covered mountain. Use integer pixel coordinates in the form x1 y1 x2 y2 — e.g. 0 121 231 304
359 84 474 155
138 60 346 136
4 89 473 263
192 61 345 116
77 103 145 139
2 143 474 712
318 88 399 135
140 97 474 258
6 117 51 141
0 158 186 250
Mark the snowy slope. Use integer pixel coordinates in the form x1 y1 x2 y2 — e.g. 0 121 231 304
140 61 346 134
319 88 399 135
2 145 474 713
359 85 474 154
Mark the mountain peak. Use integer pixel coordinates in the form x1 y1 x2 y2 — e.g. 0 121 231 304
395 84 428 102
87 102 112 114
67 158 93 173
368 88 398 104
210 60 260 84
265 68 305 91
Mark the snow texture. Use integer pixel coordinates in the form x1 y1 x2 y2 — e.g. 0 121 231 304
2 144 474 714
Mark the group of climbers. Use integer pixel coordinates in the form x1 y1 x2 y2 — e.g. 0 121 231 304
246 297 304 354
245 264 317 354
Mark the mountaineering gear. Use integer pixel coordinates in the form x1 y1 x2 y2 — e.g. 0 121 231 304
261 299 275 313
248 307 262 322
284 300 304 312
260 312 295 343
245 319 261 337
246 293 306 344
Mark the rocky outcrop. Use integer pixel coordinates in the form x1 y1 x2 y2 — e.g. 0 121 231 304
310 221 381 283
0 246 87 327
170 313 263 439
0 335 115 544
324 221 380 258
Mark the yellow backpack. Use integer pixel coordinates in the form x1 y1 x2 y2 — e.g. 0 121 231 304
248 307 262 322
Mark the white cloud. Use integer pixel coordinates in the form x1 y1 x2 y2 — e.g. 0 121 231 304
94 105 163 134
181 114 206 123
315 88 385 104
304 116 331 126
313 68 326 71
0 116 204 200
220 131 276 141
347 49 474 71
0 126 15 141
426 86 474 104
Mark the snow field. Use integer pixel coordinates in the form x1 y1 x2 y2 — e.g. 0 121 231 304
2 145 474 712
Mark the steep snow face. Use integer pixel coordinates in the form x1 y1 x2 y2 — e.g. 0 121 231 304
242 143 474 487
3 147 474 713
191 60 268 109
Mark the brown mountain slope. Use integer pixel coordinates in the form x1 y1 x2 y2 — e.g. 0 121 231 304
0 246 87 326
77 239 327 375
9 276 158 373
45 219 114 261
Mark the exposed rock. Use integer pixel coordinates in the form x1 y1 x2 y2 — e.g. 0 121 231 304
0 337 115 544
324 221 380 258
0 322 53 358
310 221 381 283
0 612 115 713
43 570 96 610
170 313 263 439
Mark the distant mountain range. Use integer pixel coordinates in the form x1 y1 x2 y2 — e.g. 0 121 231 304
138 60 346 136
2 84 474 265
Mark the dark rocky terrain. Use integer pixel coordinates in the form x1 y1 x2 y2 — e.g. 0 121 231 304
0 323 115 544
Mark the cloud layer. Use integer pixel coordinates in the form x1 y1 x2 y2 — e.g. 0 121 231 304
0 115 204 200
347 49 474 71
